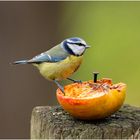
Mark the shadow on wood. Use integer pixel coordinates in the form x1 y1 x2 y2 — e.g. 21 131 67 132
31 104 140 139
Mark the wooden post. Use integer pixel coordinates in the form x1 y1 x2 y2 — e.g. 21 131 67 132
31 104 140 139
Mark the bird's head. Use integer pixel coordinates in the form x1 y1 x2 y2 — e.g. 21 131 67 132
61 37 90 56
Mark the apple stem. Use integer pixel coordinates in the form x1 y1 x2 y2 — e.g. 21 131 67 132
93 72 99 83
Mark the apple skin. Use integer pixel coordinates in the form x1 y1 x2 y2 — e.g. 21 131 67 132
56 81 126 120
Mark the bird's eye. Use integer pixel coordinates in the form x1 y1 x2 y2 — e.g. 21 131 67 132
76 43 83 46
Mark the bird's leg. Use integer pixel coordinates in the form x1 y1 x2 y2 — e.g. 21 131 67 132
54 80 65 95
67 78 82 83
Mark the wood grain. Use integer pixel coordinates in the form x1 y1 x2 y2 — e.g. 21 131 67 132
31 104 140 139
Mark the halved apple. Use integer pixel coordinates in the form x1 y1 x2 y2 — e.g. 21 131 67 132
56 78 126 120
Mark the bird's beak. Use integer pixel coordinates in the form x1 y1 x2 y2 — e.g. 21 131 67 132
85 45 91 49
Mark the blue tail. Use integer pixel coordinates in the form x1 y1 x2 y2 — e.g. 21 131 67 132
13 60 28 65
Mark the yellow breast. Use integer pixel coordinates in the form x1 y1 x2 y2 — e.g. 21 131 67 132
35 55 83 81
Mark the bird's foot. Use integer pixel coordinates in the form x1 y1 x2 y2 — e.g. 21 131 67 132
54 80 65 95
67 78 82 83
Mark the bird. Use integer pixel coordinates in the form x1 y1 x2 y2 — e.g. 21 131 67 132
13 37 90 94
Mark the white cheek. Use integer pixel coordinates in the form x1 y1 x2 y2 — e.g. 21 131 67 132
77 46 85 55
67 44 85 55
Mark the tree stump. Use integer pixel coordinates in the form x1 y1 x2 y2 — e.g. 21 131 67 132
31 104 140 139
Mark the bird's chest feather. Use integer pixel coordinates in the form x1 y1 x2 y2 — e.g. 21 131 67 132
38 55 83 80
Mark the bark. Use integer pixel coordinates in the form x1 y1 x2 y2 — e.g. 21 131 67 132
31 104 140 139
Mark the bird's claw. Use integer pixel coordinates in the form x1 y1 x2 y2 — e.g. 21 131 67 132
67 78 82 84
54 80 65 96
73 80 82 83
60 87 65 96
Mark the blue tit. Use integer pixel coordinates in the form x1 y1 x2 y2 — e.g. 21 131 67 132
13 37 90 94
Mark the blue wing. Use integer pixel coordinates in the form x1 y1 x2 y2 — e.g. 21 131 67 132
28 53 67 63
28 45 69 63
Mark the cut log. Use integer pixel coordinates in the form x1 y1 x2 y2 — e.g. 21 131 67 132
31 104 140 139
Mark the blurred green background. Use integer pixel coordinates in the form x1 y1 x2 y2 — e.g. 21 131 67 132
0 1 140 138
60 2 140 106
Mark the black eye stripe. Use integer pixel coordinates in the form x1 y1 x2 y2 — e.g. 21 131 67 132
76 43 85 46
67 42 85 46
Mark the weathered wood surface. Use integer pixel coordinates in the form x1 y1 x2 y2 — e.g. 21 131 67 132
31 104 140 139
